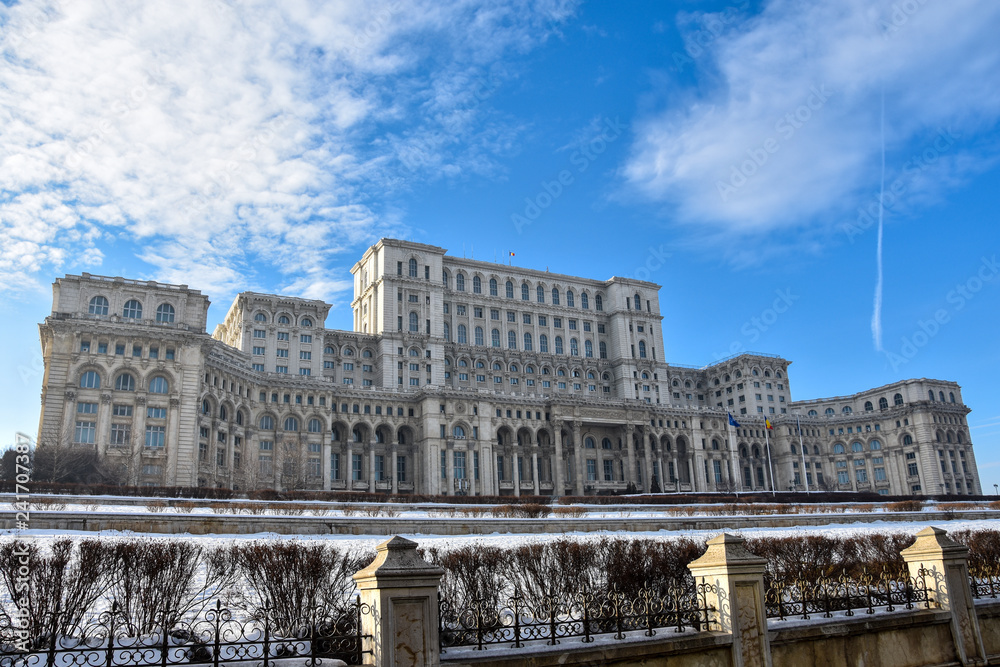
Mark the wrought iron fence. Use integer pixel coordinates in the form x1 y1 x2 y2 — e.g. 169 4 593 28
764 566 933 621
970 562 1000 600
0 599 371 667
439 580 715 651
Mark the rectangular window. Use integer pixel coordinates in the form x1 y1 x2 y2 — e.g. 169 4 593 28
586 459 597 481
496 455 505 481
77 402 98 414
132 345 142 357
553 317 562 328
299 368 311 375
74 421 96 444
454 451 466 479
855 468 868 483
374 454 385 481
253 346 266 355
111 404 132 417
603 459 613 481
145 425 165 448
300 351 311 360
252 363 265 371
109 423 131 447
148 347 158 359
276 349 289 358
344 362 354 370
474 307 483 318
490 309 499 320
538 316 547 326
276 366 288 373
254 329 266 338
277 332 289 341
300 334 312 343
397 455 407 482
352 453 363 480
147 407 166 419
115 343 126 355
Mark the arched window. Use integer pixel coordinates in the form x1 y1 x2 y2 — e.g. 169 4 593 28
202 400 210 415
870 440 882 450
409 312 418 332
408 348 419 357
88 296 109 315
602 438 613 449
946 432 953 443
570 338 579 356
894 393 903 406
408 258 418 277
122 299 143 319
566 290 575 307
509 363 518 372
505 281 514 298
115 373 135 391
638 341 647 358
539 334 549 353
153 303 176 324
283 417 299 431
521 283 529 300
791 444 797 455
352 427 363 442
552 288 560 305
634 294 641 310
324 346 335 354
864 401 873 411
585 340 593 357
375 430 385 444
599 341 607 359
456 273 465 291
508 331 517 349
929 390 935 401
442 269 449 287
259 415 275 429
878 397 889 410
585 437 596 449
581 293 589 309
301 317 312 327
851 442 863 452
834 443 845 454
555 336 564 354
79 370 101 388
808 410 817 416
595 294 603 311
525 365 534 373
457 324 467 344
842 406 852 413
536 285 545 302
493 362 502 371
278 315 290 324
236 410 244 425
308 418 322 433
473 275 481 293
453 425 466 438
939 391 946 402
491 329 500 347
443 322 450 341
949 392 956 403
524 332 533 351
362 349 373 358
489 278 498 296
148 376 168 394
343 347 355 356
475 327 484 346
254 312 267 322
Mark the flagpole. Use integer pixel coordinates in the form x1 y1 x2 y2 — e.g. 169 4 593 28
797 415 809 493
764 420 776 497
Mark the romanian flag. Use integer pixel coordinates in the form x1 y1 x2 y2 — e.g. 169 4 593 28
509 252 515 257
765 418 773 430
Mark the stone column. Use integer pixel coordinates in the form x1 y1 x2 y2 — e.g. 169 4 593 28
390 444 399 495
641 429 653 492
512 448 521 497
623 424 636 488
900 526 987 666
688 533 772 667
468 446 477 497
445 442 454 496
553 427 565 497
346 441 354 489
322 441 332 491
353 536 445 667
531 448 540 496
572 421 584 496
369 443 377 493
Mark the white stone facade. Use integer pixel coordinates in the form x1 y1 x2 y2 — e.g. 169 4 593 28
37 239 982 497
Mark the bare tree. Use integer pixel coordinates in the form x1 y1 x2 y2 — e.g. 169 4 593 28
233 450 267 492
32 435 104 484
278 441 309 491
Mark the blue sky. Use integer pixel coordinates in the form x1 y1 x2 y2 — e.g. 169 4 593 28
2 0 999 494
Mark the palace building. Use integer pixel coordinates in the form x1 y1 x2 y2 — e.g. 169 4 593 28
37 238 982 497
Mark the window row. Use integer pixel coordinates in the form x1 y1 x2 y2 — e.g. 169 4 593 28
443 274 605 310
88 296 176 323
79 370 170 393
251 312 314 327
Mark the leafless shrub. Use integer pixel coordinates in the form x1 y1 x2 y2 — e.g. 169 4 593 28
309 508 331 517
145 500 168 513
380 506 401 518
989 500 1000 511
340 505 356 517
173 499 198 514
29 497 67 512
552 506 587 518
0 538 111 643
886 500 923 512
209 502 231 515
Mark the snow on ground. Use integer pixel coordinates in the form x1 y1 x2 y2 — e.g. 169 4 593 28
6 517 999 553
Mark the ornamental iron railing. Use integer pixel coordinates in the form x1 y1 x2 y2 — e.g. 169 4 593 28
439 580 715 651
0 599 371 667
970 562 1000 600
765 566 932 621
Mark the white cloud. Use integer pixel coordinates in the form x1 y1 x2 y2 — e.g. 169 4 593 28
0 0 577 297
622 0 1000 233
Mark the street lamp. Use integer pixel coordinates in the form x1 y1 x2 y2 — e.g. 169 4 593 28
993 483 997 496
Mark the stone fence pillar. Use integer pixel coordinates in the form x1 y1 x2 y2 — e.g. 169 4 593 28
688 533 772 667
900 526 987 666
353 536 445 667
